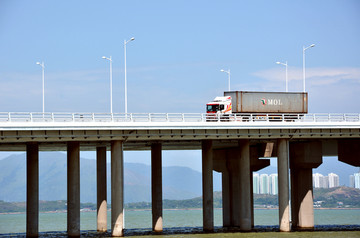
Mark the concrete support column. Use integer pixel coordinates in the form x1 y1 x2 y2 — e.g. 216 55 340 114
151 143 163 232
111 141 124 237
250 171 254 228
222 169 231 227
26 143 39 237
229 157 241 227
97 147 107 232
202 140 214 231
291 168 314 229
290 141 322 230
238 140 251 231
277 139 290 232
67 141 80 237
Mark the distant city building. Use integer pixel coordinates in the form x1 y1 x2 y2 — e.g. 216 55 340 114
253 173 260 194
313 173 324 188
313 173 339 188
328 173 340 188
313 173 328 188
253 173 278 195
350 175 355 188
354 173 360 189
260 174 269 194
269 174 278 195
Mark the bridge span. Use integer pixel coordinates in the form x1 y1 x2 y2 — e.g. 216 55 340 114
1 112 360 236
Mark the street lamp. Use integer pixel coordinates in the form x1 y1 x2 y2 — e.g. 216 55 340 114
124 37 135 114
102 56 113 114
220 69 231 91
276 61 288 92
36 61 45 114
303 44 315 92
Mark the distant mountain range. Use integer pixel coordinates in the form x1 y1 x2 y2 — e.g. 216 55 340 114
0 152 221 203
0 152 357 203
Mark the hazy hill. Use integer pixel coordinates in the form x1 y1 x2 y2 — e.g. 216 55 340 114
0 152 221 203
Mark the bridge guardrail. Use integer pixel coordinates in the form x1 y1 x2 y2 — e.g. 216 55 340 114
0 112 359 123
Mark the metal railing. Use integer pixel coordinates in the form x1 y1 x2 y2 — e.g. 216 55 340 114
0 112 359 123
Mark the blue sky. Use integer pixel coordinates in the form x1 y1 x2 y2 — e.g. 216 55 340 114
1 0 360 171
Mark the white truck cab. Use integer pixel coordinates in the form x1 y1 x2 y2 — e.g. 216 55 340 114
206 96 232 114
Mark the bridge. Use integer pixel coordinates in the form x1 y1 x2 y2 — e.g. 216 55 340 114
1 112 360 237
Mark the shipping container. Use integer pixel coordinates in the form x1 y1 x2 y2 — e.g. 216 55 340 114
224 91 308 113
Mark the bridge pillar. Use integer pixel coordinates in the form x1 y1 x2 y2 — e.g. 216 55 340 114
202 140 214 231
238 140 251 231
111 140 124 237
67 141 80 237
277 139 290 232
227 155 241 227
222 167 231 227
97 147 107 232
26 143 39 237
151 143 163 232
290 141 322 230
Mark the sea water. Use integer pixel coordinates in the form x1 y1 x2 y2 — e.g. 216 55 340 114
0 209 359 235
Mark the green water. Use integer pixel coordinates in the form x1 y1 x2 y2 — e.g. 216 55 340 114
0 209 359 235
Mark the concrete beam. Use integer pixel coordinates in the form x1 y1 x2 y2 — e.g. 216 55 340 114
250 144 271 172
67 141 80 237
338 139 360 166
111 140 124 237
96 147 107 232
322 140 338 156
151 143 163 232
26 143 39 237
202 140 214 231
290 141 322 168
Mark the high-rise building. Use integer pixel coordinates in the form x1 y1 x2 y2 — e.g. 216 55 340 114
269 173 278 195
328 173 339 188
324 176 329 188
354 173 360 189
313 173 323 188
313 173 329 188
350 175 355 188
253 173 260 194
260 174 269 194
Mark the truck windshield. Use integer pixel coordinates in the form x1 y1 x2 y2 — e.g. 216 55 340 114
207 104 219 112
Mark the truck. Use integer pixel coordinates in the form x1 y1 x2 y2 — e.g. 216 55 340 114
206 91 308 121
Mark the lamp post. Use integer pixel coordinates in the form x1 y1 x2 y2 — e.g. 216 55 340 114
36 61 45 114
303 44 315 92
102 56 113 114
220 69 231 91
276 61 288 92
124 37 135 114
